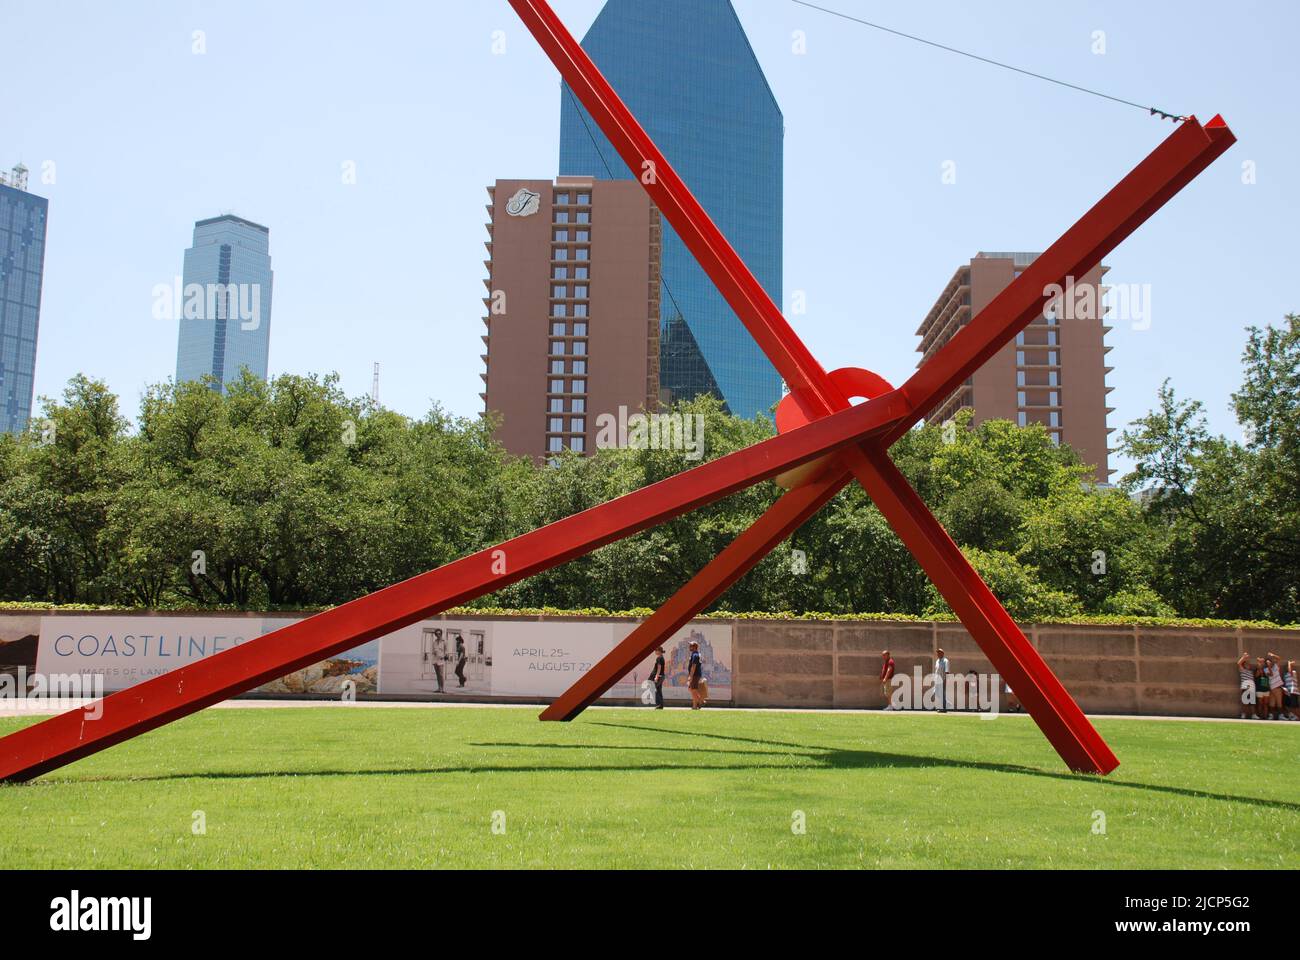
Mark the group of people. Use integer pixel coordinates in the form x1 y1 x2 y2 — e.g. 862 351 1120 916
647 640 707 710
1236 651 1298 720
878 648 1020 713
428 628 469 694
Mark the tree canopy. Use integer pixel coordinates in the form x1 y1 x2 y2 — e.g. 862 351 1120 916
3 316 1295 625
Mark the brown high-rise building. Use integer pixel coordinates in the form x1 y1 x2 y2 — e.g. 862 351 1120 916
481 176 661 460
916 252 1114 480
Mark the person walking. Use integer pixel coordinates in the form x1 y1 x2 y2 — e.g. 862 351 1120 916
934 648 951 713
650 646 666 709
687 641 704 710
454 633 468 688
431 628 447 694
880 649 895 709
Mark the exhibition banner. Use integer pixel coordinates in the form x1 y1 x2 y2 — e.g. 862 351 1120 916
13 614 731 702
377 618 733 702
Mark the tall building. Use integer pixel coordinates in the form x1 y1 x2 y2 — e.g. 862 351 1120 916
174 215 273 391
481 177 661 460
0 163 48 435
917 252 1114 480
559 0 783 420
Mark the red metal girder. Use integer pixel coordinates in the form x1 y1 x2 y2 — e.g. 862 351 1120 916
0 391 909 782
541 470 853 721
891 116 1236 436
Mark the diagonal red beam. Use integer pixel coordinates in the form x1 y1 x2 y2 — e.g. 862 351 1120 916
0 391 909 782
541 470 853 721
511 0 1234 773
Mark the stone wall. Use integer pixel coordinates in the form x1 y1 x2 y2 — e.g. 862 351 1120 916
729 619 1299 718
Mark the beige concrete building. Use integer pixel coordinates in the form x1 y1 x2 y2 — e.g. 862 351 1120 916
481 176 661 460
916 252 1114 480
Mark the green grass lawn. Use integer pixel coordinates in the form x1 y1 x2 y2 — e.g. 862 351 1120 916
0 706 1296 869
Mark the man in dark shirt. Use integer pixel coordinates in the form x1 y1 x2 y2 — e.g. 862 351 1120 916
880 649 895 709
650 646 666 709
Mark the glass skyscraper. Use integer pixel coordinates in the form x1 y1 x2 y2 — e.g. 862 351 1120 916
174 215 273 391
0 166 48 435
559 0 783 419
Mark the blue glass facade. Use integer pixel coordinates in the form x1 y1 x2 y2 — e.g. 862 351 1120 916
0 180 48 435
175 215 273 391
559 0 783 419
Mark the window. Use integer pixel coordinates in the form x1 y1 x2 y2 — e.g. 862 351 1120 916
1049 412 1061 428
570 436 585 453
573 322 587 336
551 303 567 317
552 267 568 280
549 398 564 413
552 285 567 298
1016 371 1026 387
551 322 567 336
576 192 590 204
574 303 588 317
1049 371 1059 387
1015 332 1025 346
1017 412 1028 427
572 398 586 413
1048 351 1058 365
574 285 588 298
549 417 564 432
550 360 565 374
553 230 569 242
548 436 564 453
575 248 589 261
555 192 570 204
572 360 587 375
1016 351 1025 366
570 417 585 433
555 211 569 224
550 340 565 355
1048 330 1058 346
550 378 564 393
572 340 587 355
575 230 590 243
553 247 568 261
1049 391 1059 406
576 211 590 224
571 379 586 393
575 267 589 280
1049 432 1060 446
1017 391 1026 406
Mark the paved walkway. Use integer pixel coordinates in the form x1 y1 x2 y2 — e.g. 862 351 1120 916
1 697 1294 725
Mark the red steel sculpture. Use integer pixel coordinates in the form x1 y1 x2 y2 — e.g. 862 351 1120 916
0 0 1234 783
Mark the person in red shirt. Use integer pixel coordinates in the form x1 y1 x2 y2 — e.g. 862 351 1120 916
880 649 896 709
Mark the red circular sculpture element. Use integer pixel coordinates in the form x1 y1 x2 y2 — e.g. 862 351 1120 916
775 367 894 435
773 367 894 490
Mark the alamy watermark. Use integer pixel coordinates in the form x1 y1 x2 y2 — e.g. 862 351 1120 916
594 406 705 460
1043 275 1152 330
0 668 105 719
152 277 263 330
890 667 1001 717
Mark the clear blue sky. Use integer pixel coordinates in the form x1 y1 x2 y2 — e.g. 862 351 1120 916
5 0 1297 474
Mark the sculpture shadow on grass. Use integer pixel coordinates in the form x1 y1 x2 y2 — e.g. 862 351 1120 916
28 718 1300 814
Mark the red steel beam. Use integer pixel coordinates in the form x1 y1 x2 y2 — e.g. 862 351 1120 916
511 0 1234 774
0 391 909 782
541 470 853 721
